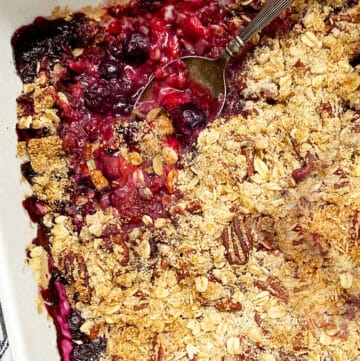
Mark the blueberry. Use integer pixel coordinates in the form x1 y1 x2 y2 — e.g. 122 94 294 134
107 38 124 59
71 338 106 361
98 57 121 79
116 118 140 145
21 162 37 185
123 32 149 64
67 310 85 340
70 13 94 48
136 0 163 12
350 53 360 68
116 77 134 97
84 80 114 114
170 102 207 135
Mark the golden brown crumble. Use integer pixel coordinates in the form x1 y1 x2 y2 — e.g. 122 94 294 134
27 136 69 203
21 0 360 360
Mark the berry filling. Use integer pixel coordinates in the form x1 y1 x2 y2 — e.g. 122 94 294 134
138 59 222 130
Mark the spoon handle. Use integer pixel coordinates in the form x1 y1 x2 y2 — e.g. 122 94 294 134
225 0 295 57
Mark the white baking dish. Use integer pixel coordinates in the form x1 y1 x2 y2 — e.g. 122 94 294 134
0 1 98 360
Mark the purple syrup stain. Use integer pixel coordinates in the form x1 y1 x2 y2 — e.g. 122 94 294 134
41 274 107 361
61 339 74 361
56 281 72 319
41 277 73 361
34 226 51 253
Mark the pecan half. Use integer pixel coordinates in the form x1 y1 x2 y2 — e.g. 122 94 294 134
222 214 253 265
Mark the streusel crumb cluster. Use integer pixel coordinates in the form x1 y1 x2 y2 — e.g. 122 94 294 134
18 0 360 360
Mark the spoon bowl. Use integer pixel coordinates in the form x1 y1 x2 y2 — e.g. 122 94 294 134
135 0 295 120
136 54 228 117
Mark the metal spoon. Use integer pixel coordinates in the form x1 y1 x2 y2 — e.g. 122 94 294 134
135 0 294 117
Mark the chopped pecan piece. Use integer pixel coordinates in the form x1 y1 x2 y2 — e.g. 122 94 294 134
151 336 165 361
215 298 242 312
334 181 350 189
241 147 256 176
160 258 171 270
101 236 114 252
334 168 348 178
351 211 360 244
133 303 149 311
342 298 360 320
112 235 130 266
294 59 305 68
254 215 276 250
58 251 91 303
330 13 360 24
292 151 315 182
185 199 202 214
222 214 253 265
318 101 333 117
175 260 190 282
306 233 327 256
254 276 289 303
89 323 102 340
149 237 159 258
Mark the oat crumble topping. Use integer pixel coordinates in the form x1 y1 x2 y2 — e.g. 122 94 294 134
13 0 360 360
